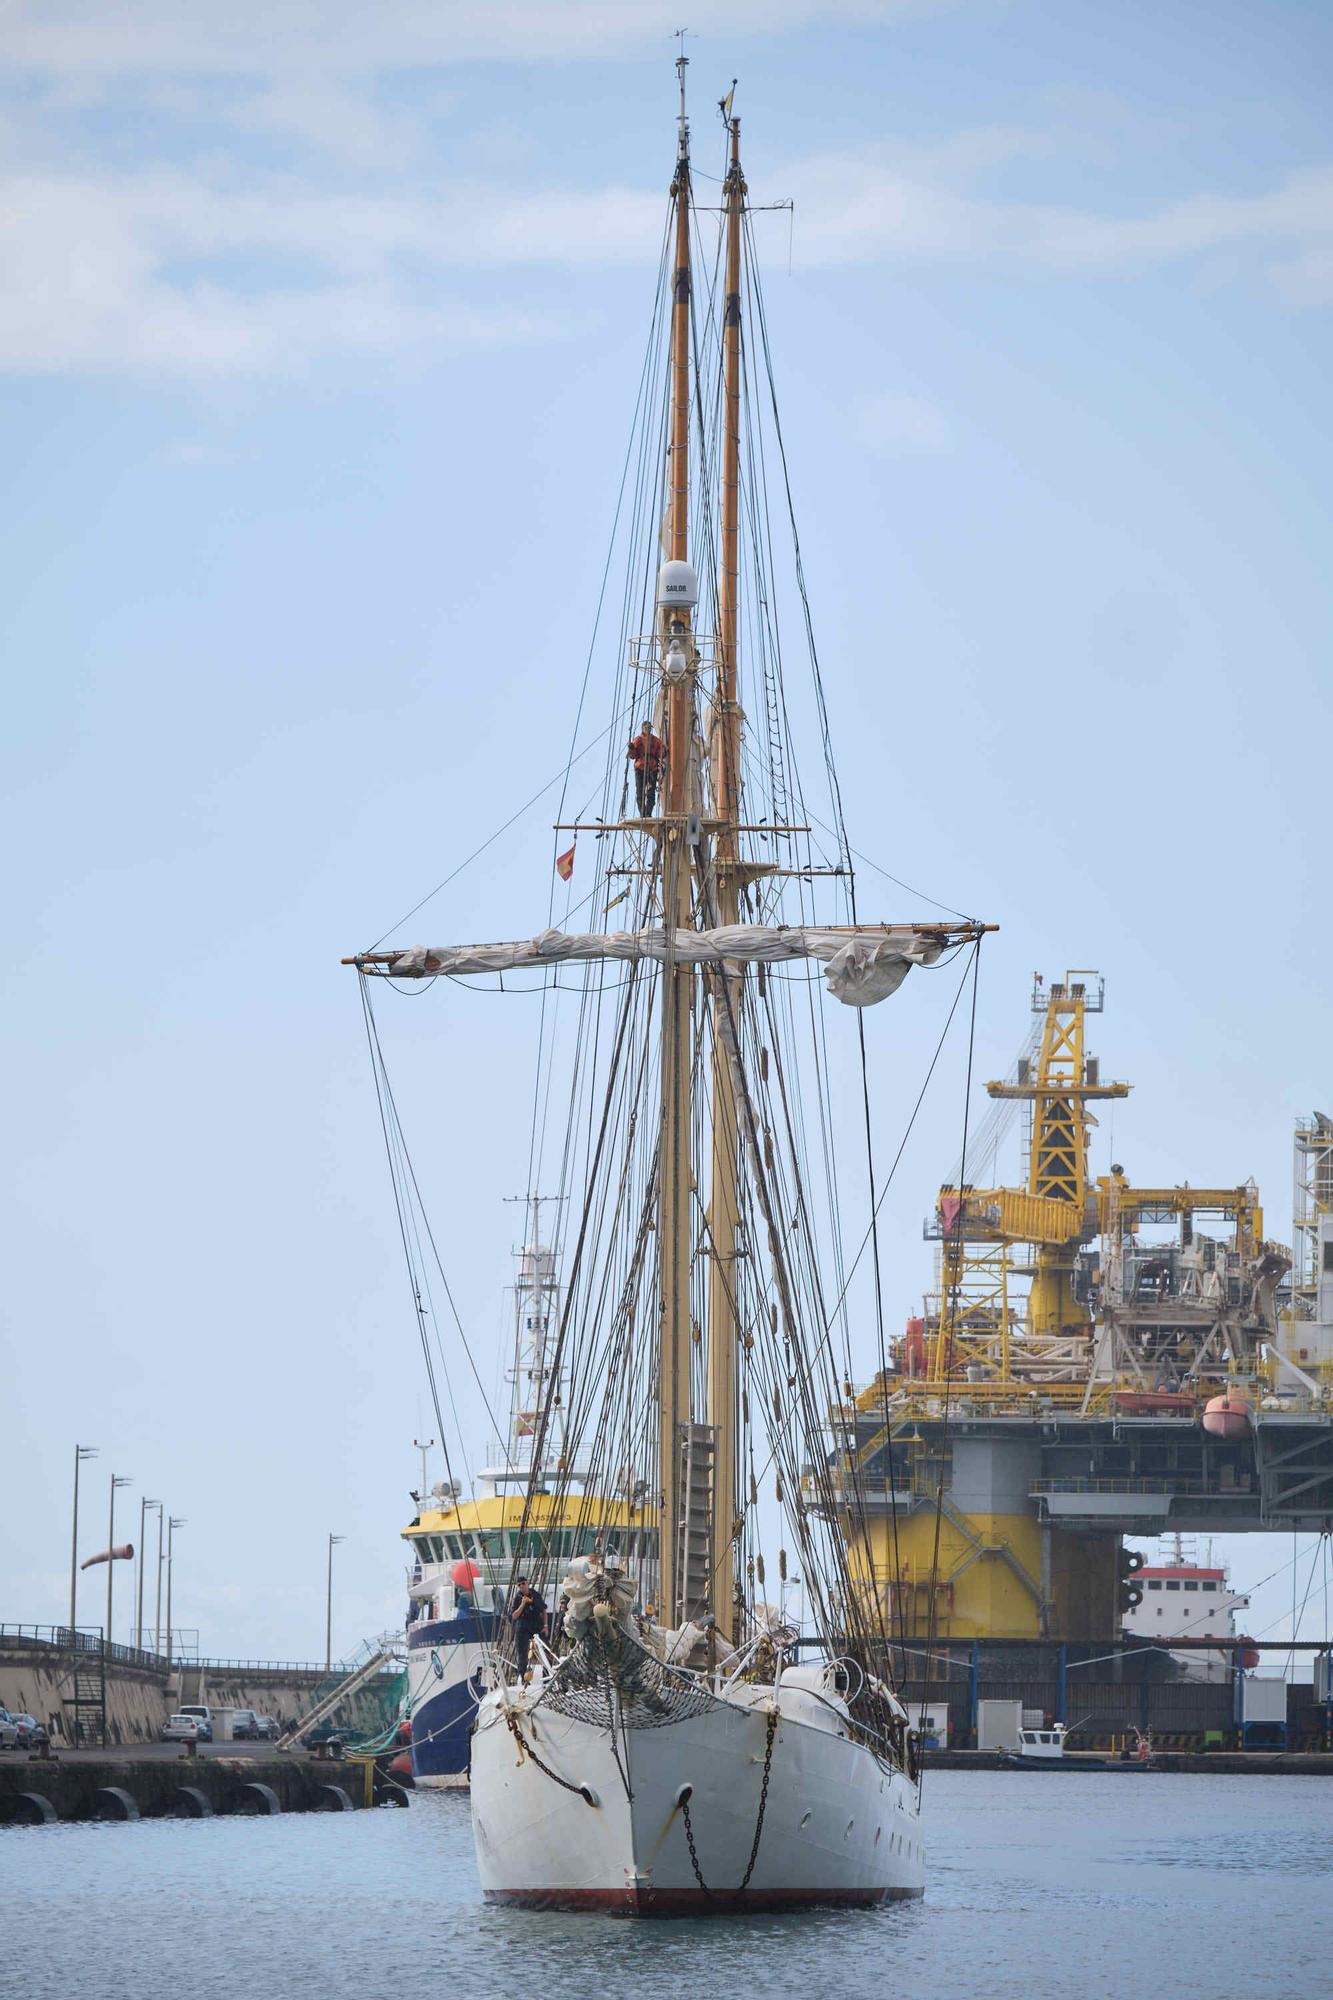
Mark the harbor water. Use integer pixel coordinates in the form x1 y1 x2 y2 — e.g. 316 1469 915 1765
8 1772 1331 1998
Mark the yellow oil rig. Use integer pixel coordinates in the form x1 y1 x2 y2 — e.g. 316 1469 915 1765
826 972 1331 1642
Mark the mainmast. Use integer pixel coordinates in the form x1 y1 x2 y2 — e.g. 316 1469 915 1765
657 48 696 1627
706 110 745 1639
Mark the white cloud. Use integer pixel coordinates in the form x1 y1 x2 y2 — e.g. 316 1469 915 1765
3 145 1329 378
779 151 1333 276
1 8 1329 381
0 1 949 78
0 166 603 373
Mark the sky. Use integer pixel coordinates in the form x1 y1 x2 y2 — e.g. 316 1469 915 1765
2 0 1331 1667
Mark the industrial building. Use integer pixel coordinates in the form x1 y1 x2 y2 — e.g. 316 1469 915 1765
823 973 1333 1644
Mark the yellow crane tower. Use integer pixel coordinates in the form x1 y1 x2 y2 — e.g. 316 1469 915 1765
931 971 1128 1382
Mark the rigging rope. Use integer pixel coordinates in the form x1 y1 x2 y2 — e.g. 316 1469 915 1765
916 936 983 1791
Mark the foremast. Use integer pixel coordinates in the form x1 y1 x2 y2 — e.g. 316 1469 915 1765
657 49 695 1629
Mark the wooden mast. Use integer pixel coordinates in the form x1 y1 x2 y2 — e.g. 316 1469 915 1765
706 111 745 1639
658 51 695 1627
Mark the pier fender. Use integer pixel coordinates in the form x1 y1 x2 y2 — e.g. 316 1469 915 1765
235 1782 283 1816
95 1787 140 1822
315 1784 355 1812
171 1786 214 1818
5 1790 58 1825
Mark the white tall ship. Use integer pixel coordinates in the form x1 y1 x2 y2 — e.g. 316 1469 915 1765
353 64 986 1913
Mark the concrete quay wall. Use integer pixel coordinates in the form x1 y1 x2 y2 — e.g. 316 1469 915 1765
0 1641 399 1747
0 1751 398 1824
0 1648 165 1748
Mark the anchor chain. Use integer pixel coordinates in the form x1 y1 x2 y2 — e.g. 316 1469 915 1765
504 1710 596 1807
680 1706 779 1898
681 1788 710 1895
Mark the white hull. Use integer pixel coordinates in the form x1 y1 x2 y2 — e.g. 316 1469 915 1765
470 1673 924 1914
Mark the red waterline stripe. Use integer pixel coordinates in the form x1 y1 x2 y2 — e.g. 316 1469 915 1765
483 1885 923 1916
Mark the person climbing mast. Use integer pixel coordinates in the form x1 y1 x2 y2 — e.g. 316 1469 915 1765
628 718 666 816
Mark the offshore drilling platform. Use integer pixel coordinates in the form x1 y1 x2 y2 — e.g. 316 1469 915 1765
826 973 1333 1644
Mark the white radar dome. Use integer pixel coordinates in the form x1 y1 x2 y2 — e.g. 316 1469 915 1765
656 559 699 611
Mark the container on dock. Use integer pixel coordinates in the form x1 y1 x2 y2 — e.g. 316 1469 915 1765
978 1699 1024 1752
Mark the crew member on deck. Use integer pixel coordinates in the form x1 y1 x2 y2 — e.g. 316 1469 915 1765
628 721 667 816
509 1577 548 1678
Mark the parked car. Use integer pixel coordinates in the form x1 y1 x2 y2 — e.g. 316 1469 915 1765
10 1713 48 1748
255 1715 280 1741
161 1713 203 1742
230 1709 260 1741
0 1708 22 1749
176 1705 213 1742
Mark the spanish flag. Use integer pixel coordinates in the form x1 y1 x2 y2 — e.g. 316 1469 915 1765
555 843 576 881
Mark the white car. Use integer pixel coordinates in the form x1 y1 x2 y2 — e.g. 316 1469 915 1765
161 1713 203 1742
0 1708 21 1749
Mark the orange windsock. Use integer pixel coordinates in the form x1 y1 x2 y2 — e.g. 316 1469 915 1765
80 1542 134 1570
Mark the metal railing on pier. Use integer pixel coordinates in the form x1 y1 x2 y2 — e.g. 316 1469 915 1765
0 1624 199 1669
0 1626 400 1681
198 1655 401 1676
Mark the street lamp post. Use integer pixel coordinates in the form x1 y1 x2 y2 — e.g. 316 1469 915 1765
136 1496 159 1651
165 1518 185 1672
68 1444 98 1636
106 1474 131 1651
154 1505 166 1656
326 1533 346 1673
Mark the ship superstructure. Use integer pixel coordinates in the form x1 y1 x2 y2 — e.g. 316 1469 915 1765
402 1212 647 1787
1121 1537 1252 1681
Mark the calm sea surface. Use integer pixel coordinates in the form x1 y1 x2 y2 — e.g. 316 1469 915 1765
7 1773 1331 2000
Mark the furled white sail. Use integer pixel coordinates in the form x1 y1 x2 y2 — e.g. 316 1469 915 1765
363 924 950 1007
